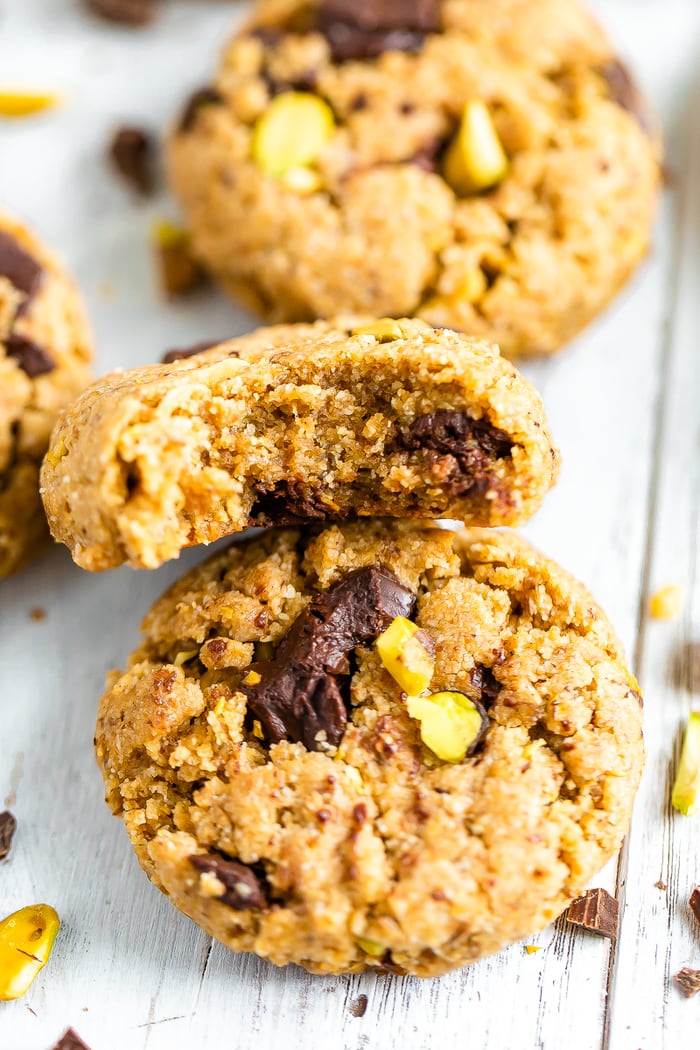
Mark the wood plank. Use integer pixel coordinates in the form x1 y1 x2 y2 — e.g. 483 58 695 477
606 32 700 1049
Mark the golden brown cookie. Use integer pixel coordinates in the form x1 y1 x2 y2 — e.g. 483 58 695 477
41 318 558 572
95 520 644 977
0 211 92 578
167 0 661 357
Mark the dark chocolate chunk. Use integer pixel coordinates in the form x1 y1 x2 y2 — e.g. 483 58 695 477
6 334 56 377
674 967 700 998
469 664 501 708
0 810 17 860
319 0 440 33
411 138 445 174
689 886 700 926
348 994 368 1018
190 853 268 910
242 567 416 751
317 0 440 62
0 230 43 310
178 87 224 134
84 0 155 24
599 60 653 134
50 1029 92 1050
109 126 155 196
162 339 221 364
400 411 512 498
251 480 340 526
566 888 620 939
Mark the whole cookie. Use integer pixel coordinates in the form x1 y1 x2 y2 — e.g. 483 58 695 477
96 520 644 977
167 0 661 358
41 318 558 571
0 212 92 578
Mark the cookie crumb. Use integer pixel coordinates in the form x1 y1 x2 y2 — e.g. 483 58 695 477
689 886 700 926
566 888 619 939
348 993 368 1017
654 879 667 891
673 967 700 999
29 606 46 622
109 126 156 196
0 811 17 860
649 585 683 621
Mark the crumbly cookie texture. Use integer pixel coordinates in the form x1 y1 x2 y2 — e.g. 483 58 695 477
41 318 558 572
167 0 661 358
0 211 92 578
95 520 644 978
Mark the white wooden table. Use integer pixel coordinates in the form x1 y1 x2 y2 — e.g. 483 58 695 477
2 2 700 1047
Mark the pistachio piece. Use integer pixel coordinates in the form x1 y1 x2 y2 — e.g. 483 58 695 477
173 648 199 666
356 936 385 957
0 92 60 118
376 616 435 695
351 319 406 342
443 100 509 196
649 584 683 621
672 711 700 816
252 92 335 177
281 167 323 194
0 904 60 1001
407 690 487 763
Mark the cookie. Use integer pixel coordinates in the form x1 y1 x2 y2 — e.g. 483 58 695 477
41 318 558 572
0 211 92 578
166 0 661 358
95 520 644 977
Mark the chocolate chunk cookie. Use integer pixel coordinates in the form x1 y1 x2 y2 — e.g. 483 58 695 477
166 0 661 358
95 520 644 977
0 211 92 578
41 318 558 571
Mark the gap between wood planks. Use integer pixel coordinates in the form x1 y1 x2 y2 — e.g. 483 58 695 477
601 78 696 1050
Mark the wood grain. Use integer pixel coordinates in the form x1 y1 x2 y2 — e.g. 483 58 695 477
1 2 699 1049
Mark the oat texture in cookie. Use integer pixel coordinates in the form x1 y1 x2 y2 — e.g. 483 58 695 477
41 318 559 572
0 210 92 578
95 520 644 977
167 0 661 358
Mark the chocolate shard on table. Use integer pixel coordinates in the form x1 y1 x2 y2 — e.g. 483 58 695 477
566 888 620 939
109 126 156 196
0 811 17 861
689 886 700 926
674 967 700 999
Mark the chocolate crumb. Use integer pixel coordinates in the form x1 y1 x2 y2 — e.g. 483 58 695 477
190 852 268 910
29 606 46 622
689 886 700 926
241 567 415 751
0 811 17 860
84 0 155 25
599 60 653 134
566 888 619 939
6 334 55 377
50 1028 92 1050
0 230 43 311
162 339 221 364
348 993 368 1017
674 967 700 998
178 87 224 134
109 126 156 196
469 664 501 707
